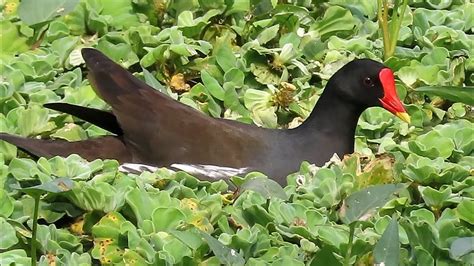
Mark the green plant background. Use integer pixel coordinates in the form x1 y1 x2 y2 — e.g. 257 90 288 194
0 0 473 265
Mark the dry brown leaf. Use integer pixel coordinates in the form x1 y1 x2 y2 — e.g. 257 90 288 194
170 73 191 92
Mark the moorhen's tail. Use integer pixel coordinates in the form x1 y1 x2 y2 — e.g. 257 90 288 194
44 103 122 135
0 133 132 162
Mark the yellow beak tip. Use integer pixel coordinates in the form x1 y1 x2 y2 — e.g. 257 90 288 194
396 112 411 124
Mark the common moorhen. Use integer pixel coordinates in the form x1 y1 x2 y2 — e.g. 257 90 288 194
0 48 410 185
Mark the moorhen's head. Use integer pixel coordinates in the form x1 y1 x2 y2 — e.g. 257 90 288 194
328 59 410 123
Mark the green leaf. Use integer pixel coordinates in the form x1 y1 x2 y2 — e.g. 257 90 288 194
170 230 204 250
50 36 80 67
50 123 87 141
177 10 194 26
224 68 245 88
244 89 272 110
0 21 29 56
66 181 125 212
311 6 357 39
415 86 474 106
92 211 128 239
414 247 435 265
152 207 186 231
0 217 18 249
45 20 70 42
449 237 474 261
126 188 178 228
310 245 342 266
419 186 452 209
257 24 280 45
202 70 225 101
374 217 400 266
18 0 80 26
408 131 455 160
199 231 245 266
454 127 474 155
456 200 474 225
250 0 274 16
198 0 225 10
12 178 74 197
215 42 237 72
8 158 38 181
8 105 53 136
240 178 288 200
316 225 349 249
206 96 223 118
123 250 148 265
99 0 140 29
0 190 14 217
251 108 277 128
340 184 404 224
401 154 469 185
250 63 280 85
0 250 30 265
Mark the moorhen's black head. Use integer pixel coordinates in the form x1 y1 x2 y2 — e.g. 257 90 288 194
327 59 410 123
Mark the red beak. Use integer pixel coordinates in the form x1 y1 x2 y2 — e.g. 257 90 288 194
379 68 410 123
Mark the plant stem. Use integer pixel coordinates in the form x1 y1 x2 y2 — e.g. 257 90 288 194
377 0 390 59
31 195 40 266
389 0 408 55
344 223 356 266
377 0 410 60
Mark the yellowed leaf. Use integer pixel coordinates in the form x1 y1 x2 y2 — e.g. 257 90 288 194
170 73 190 92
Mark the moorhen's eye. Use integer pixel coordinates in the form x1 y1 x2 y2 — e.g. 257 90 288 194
363 77 374 87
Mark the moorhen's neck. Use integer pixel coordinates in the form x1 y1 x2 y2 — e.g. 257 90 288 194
295 84 365 140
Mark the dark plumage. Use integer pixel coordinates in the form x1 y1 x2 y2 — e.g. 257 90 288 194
0 49 409 185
